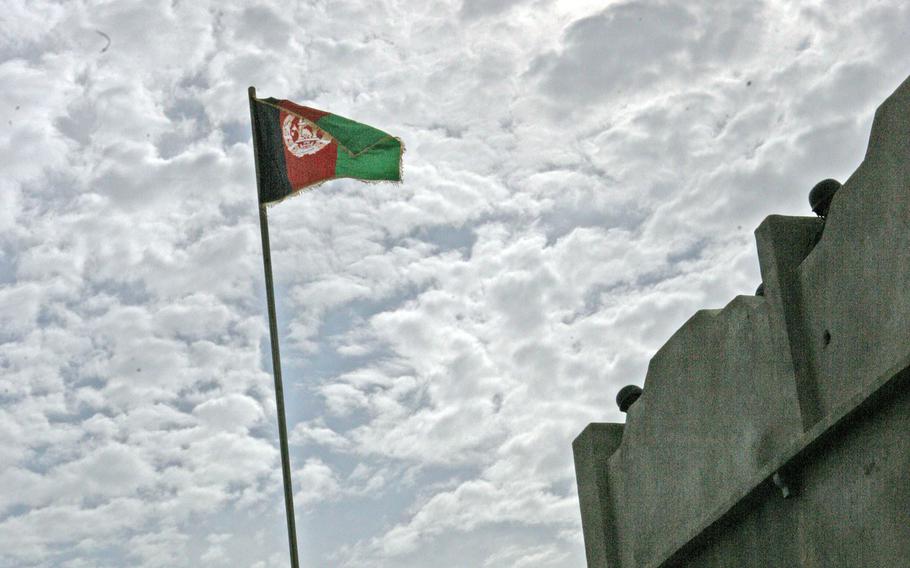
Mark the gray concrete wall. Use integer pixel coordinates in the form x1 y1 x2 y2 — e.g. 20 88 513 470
605 298 802 567
754 215 825 428
573 424 624 568
677 367 910 568
574 75 910 567
797 75 910 418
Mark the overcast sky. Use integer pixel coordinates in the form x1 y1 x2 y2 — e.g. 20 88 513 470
2 1 909 566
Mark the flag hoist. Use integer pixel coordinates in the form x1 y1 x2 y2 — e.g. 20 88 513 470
247 87 403 568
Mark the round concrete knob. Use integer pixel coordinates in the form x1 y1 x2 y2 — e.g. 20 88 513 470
616 385 643 413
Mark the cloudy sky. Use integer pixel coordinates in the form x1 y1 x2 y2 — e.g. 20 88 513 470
2 1 909 566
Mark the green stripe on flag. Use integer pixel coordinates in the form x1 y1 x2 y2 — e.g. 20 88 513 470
334 136 402 181
316 113 393 155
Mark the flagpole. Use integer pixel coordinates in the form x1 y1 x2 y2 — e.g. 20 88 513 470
248 86 301 568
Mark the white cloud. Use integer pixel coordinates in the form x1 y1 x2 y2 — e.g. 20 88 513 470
529 2 699 106
482 544 572 568
193 393 264 431
1 0 907 565
294 458 341 508
289 419 351 451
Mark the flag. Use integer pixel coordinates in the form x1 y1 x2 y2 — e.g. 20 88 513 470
250 97 403 204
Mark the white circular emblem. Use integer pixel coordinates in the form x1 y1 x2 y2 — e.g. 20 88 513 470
282 115 331 157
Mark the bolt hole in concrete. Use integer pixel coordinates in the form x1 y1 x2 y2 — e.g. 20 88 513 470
823 330 832 347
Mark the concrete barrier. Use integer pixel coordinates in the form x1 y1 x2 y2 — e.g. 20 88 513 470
574 75 910 567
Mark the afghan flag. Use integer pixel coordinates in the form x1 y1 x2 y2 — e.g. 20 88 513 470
250 96 403 204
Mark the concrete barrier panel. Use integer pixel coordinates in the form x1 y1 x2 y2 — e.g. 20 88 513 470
574 74 910 568
797 76 910 417
607 297 802 566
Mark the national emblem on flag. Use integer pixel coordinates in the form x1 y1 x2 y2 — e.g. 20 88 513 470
250 96 403 204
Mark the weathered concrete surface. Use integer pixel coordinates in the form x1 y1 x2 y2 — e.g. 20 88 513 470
798 76 910 418
605 298 803 567
755 216 825 428
574 74 910 568
573 424 624 568
673 364 910 568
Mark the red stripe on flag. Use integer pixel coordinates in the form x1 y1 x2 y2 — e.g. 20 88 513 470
279 109 337 190
278 100 330 123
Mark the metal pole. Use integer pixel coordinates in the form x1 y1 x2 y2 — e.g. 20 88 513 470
248 86 301 568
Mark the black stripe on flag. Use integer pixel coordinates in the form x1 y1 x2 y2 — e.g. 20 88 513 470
252 98 293 204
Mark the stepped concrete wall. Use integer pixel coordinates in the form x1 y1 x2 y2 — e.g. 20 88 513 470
574 75 910 567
